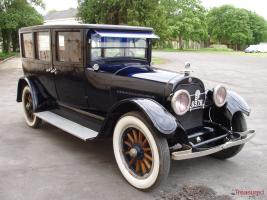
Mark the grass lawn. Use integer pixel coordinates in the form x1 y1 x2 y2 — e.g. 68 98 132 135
153 48 234 52
222 52 267 57
0 52 20 60
152 56 169 64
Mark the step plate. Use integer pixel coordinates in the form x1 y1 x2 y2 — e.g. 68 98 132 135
35 111 98 141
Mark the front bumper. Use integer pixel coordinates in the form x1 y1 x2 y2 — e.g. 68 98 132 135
172 130 256 160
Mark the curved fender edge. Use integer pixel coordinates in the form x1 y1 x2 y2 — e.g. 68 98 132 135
225 90 251 118
16 76 57 113
99 98 178 139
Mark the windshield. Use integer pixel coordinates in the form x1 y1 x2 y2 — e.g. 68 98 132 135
91 33 147 61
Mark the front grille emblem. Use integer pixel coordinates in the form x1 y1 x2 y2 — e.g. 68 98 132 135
188 78 192 83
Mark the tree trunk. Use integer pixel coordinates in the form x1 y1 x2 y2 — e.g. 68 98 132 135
236 43 237 51
179 35 182 50
2 29 8 53
7 29 12 55
219 38 221 44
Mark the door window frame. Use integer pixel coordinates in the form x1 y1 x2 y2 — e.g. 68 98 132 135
32 28 52 65
52 28 84 67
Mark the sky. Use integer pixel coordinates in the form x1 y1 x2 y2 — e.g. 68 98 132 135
36 0 267 21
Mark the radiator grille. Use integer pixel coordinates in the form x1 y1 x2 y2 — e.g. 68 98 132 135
175 83 204 130
176 109 203 130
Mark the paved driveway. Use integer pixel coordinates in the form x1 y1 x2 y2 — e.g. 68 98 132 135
0 54 266 199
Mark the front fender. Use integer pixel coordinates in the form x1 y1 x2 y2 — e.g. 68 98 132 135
226 90 251 117
16 76 56 113
99 98 178 139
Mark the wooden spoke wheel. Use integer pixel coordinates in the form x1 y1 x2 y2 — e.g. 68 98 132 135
123 128 153 176
113 111 170 191
22 86 42 128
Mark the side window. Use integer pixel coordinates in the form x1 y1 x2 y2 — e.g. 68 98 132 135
36 32 51 61
22 33 33 58
57 31 81 62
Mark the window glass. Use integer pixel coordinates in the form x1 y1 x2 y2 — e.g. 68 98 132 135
22 33 33 58
91 35 147 48
91 34 147 61
36 32 50 61
57 32 81 62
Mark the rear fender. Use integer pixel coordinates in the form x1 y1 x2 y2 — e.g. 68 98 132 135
16 76 57 112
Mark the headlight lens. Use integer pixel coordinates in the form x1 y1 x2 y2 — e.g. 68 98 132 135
171 90 191 115
213 85 227 107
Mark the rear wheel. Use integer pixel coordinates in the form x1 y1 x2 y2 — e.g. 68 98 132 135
22 86 42 128
113 111 170 191
211 112 247 159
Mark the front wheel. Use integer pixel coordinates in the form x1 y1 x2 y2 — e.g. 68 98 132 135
211 112 247 159
113 111 170 191
22 86 42 128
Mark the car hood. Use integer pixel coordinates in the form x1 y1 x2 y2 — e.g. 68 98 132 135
110 67 205 107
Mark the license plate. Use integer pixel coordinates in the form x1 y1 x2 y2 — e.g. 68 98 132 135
190 90 205 108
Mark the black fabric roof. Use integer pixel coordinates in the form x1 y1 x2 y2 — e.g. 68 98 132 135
19 24 154 32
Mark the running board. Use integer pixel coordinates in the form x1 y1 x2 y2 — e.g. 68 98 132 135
35 111 98 141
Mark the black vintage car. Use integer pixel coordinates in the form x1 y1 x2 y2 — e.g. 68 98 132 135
17 24 255 190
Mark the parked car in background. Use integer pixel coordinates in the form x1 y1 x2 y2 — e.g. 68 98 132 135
17 24 256 191
245 45 258 53
245 45 267 53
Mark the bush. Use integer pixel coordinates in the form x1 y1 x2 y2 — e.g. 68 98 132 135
210 44 227 49
201 48 234 52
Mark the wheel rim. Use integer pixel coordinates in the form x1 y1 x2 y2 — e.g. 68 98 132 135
121 127 153 178
24 92 34 122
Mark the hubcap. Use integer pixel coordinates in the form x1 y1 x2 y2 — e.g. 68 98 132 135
26 102 32 111
129 148 137 157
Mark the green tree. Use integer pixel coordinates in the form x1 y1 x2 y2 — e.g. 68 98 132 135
206 4 235 44
76 0 169 45
246 10 267 44
0 0 45 54
163 0 209 49
228 8 252 50
207 5 266 49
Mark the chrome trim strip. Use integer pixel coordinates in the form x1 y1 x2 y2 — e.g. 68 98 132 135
58 103 105 121
172 130 256 160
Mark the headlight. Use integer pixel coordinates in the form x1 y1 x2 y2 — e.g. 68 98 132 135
171 90 191 115
213 85 227 107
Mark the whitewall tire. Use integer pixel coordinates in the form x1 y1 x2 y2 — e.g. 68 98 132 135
22 86 42 128
113 111 170 191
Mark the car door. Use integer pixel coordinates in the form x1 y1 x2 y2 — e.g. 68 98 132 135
52 28 88 109
21 29 58 100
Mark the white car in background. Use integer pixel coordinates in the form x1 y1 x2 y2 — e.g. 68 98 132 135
245 45 267 53
245 46 257 53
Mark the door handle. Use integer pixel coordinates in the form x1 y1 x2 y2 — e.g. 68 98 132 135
51 69 61 74
46 68 53 72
